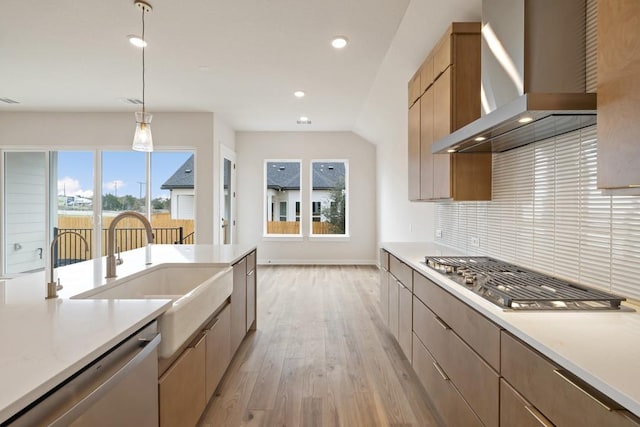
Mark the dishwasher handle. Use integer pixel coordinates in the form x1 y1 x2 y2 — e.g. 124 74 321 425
49 332 161 427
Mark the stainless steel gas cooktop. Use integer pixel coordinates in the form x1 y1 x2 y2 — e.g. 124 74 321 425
424 256 625 310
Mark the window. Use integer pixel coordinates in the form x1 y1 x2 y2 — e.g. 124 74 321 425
265 161 301 235
310 161 348 236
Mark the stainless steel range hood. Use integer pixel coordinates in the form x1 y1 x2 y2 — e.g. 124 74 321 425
433 0 596 154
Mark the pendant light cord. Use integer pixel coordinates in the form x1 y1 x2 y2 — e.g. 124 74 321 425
141 5 146 114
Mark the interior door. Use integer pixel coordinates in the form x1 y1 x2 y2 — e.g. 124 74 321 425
220 145 236 245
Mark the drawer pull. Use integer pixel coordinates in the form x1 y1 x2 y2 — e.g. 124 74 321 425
524 405 553 427
434 315 450 330
553 369 619 411
432 361 449 381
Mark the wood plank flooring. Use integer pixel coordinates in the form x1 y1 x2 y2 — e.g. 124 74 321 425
198 265 438 427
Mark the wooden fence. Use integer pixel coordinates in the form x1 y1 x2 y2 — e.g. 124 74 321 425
266 221 333 234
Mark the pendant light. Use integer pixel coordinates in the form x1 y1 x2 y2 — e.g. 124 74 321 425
132 0 153 152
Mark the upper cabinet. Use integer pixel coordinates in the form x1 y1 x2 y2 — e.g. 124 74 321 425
408 23 492 201
597 0 640 192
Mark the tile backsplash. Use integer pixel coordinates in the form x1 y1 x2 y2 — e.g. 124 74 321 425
435 125 640 300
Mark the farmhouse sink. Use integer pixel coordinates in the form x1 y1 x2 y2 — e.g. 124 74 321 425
75 265 233 358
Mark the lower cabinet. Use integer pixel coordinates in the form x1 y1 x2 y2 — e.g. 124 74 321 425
500 378 553 427
501 331 640 427
398 282 412 362
388 277 399 340
412 333 483 427
205 304 231 402
246 252 257 332
379 267 389 326
231 257 247 355
159 332 207 427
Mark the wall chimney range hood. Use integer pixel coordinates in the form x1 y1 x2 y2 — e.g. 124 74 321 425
433 0 596 154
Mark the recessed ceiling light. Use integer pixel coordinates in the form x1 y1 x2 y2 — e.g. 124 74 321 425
128 35 147 48
447 149 457 153
294 90 305 98
518 116 533 124
331 36 348 49
474 136 487 142
297 116 312 124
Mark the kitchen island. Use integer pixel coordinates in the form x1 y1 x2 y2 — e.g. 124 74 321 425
382 242 640 425
0 243 255 425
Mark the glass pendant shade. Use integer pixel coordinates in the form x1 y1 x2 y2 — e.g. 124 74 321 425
132 111 153 152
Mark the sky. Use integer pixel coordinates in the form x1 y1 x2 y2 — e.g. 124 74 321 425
57 151 193 200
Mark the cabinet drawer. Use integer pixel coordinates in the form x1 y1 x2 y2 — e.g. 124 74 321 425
413 297 499 427
501 332 640 427
389 255 412 291
380 249 389 271
159 332 206 427
246 250 256 273
412 333 483 427
246 268 256 331
413 271 500 370
501 378 554 427
205 304 231 401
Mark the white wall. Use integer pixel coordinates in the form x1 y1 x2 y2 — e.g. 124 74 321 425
353 0 482 245
0 112 224 244
236 131 376 264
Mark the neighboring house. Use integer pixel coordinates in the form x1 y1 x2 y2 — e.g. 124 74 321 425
266 162 345 222
161 155 195 220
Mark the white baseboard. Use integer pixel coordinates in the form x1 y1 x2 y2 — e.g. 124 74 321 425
257 259 377 266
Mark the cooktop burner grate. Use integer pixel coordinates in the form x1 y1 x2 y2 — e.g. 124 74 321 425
424 256 625 310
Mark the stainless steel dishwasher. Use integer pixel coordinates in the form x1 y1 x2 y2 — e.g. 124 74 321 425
6 321 160 426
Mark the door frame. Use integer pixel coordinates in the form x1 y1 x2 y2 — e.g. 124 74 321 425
219 145 237 245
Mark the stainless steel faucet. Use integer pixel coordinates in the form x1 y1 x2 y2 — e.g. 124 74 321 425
47 231 89 299
106 211 154 278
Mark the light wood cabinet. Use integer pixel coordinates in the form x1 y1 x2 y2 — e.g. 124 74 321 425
159 332 207 427
597 0 640 190
502 331 640 427
408 101 421 200
419 87 434 200
500 379 553 427
379 250 389 326
388 277 399 340
389 255 412 291
413 271 500 370
205 304 231 402
246 251 257 332
398 282 412 362
231 257 247 355
412 333 483 427
414 296 499 427
408 22 492 201
408 70 421 108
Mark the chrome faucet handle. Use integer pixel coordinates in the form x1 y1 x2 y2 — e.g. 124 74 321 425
116 247 124 265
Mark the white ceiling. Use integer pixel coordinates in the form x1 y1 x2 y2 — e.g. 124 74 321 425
0 0 411 131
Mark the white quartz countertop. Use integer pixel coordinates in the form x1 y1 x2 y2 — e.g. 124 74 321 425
0 243 256 424
382 242 640 418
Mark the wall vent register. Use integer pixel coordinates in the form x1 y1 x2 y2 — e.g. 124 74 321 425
424 256 626 310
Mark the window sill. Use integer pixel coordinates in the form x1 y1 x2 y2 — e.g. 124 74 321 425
308 235 350 242
262 234 303 242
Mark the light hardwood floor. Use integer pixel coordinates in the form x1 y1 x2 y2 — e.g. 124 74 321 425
198 265 439 427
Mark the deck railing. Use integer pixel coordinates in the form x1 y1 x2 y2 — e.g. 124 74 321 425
53 226 187 267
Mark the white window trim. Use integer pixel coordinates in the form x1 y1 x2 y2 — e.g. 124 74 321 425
309 159 349 238
263 159 303 238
